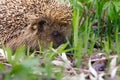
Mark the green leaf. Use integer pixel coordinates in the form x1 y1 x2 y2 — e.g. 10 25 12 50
6 48 13 64
0 63 5 73
113 1 120 12
21 57 39 68
103 1 117 21
13 46 25 64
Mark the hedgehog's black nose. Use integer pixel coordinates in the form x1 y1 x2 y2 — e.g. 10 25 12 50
51 31 66 48
52 31 61 37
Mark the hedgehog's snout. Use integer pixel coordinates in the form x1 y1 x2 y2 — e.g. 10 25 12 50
30 19 67 48
51 31 66 48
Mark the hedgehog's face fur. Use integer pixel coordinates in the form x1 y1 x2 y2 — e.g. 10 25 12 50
29 17 72 49
6 17 72 51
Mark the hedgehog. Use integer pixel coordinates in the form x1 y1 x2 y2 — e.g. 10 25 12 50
0 0 72 51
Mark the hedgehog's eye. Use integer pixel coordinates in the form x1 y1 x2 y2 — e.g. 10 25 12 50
51 31 66 47
32 25 38 30
37 20 46 32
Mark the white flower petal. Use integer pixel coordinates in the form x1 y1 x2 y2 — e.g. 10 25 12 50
63 73 86 80
52 60 64 66
79 73 86 80
110 66 119 79
110 55 117 70
61 53 68 61
89 59 98 78
98 73 105 80
0 48 5 58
